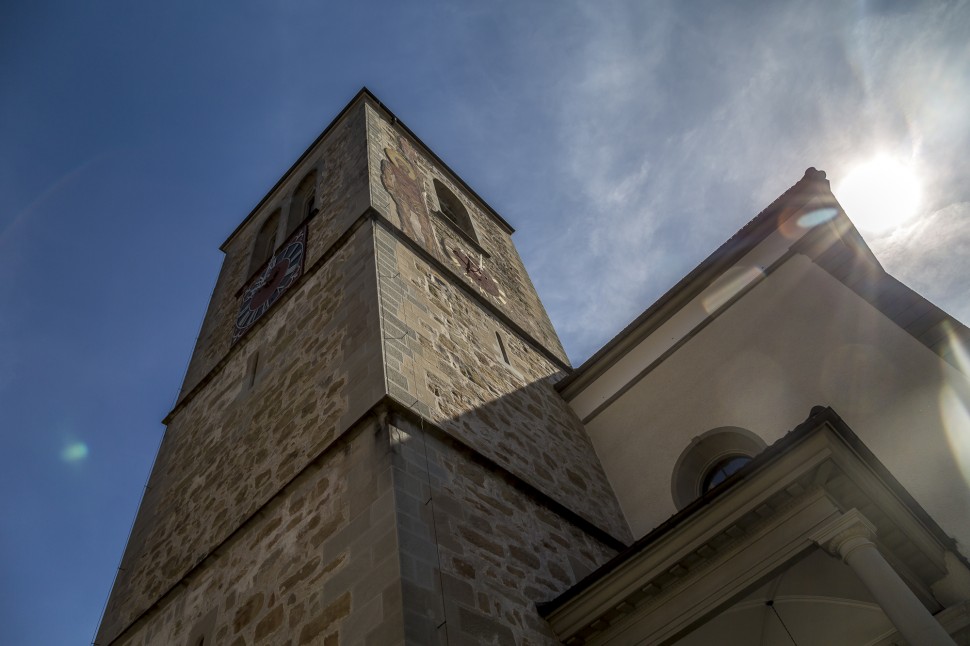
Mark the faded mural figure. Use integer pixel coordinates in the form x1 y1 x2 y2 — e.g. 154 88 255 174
381 136 434 252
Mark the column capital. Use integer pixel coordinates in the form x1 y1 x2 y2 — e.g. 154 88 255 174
810 509 877 560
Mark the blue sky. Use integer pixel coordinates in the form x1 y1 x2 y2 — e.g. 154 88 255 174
1 1 968 644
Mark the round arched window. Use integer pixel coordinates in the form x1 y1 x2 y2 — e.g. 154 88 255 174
701 455 752 493
671 427 766 509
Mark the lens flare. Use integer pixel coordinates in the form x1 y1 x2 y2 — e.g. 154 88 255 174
702 266 766 314
796 207 839 229
939 323 970 486
61 442 89 463
834 156 921 233
940 385 970 485
942 322 970 376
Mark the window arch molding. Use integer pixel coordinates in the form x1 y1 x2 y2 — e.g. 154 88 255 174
670 426 766 510
248 209 282 276
286 170 317 237
432 178 478 243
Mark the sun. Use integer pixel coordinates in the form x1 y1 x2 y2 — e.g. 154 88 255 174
834 156 922 233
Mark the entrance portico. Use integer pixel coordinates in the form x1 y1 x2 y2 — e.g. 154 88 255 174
541 408 970 645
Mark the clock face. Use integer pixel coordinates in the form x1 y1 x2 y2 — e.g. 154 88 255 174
233 226 307 344
450 246 502 298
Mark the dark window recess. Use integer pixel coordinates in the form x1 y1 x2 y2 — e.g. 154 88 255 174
702 455 752 493
433 179 477 243
304 191 317 220
288 172 316 236
496 332 510 365
250 210 281 276
247 350 260 388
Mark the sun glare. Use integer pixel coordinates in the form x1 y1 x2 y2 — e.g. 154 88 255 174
835 156 921 233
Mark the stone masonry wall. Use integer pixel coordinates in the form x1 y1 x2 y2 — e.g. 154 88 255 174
374 222 631 543
110 418 405 646
181 99 371 396
364 101 568 366
101 92 628 646
389 419 617 645
98 224 384 644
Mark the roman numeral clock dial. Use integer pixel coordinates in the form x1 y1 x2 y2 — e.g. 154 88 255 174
233 226 307 344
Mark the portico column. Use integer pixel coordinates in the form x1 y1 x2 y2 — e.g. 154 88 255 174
811 509 955 646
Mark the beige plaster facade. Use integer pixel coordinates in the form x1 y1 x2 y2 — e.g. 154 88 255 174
576 240 970 544
551 171 970 644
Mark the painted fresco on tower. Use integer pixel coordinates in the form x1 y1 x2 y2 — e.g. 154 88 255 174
449 244 507 304
380 136 435 253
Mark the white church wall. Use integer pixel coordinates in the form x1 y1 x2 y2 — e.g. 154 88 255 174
580 253 970 548
567 223 800 423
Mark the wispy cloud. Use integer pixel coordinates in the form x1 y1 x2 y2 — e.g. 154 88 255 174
871 201 970 325
514 1 970 361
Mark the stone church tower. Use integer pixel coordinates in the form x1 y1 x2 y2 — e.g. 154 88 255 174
95 89 631 646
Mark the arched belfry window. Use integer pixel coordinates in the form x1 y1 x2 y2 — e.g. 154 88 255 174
288 172 317 237
433 179 477 243
249 209 281 276
671 427 765 509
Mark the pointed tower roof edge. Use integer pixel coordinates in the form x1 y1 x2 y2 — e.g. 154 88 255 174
220 87 514 252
